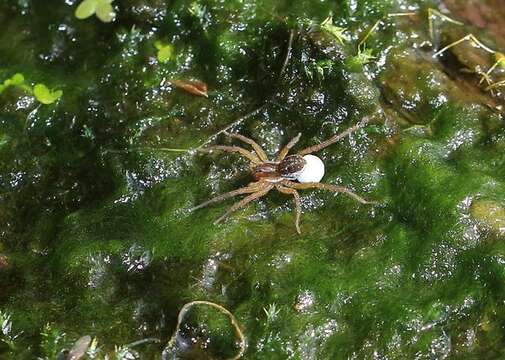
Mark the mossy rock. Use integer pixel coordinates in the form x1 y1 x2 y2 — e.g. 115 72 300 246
2 0 505 358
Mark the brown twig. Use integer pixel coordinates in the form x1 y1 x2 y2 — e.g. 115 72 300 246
167 301 246 360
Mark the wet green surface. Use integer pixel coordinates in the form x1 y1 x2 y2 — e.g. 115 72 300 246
1 0 505 358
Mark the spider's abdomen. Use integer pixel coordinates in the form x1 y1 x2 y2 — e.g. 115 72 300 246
278 155 306 179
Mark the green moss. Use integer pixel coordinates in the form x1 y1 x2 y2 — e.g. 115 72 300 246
471 200 505 238
1 0 505 358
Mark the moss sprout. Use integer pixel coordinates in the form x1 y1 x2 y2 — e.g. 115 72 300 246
319 16 348 44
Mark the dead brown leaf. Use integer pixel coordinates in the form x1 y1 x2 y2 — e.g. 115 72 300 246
170 79 208 97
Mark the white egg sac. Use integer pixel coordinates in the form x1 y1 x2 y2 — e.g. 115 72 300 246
296 155 325 183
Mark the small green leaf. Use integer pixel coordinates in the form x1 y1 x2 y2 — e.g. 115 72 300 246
155 42 175 63
33 84 63 105
95 1 116 23
1 73 27 94
75 0 115 23
11 73 25 85
75 0 97 19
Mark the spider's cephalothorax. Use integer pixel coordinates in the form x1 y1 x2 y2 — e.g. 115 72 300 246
193 120 373 234
252 155 306 182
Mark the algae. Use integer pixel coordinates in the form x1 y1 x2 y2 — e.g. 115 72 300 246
1 0 505 358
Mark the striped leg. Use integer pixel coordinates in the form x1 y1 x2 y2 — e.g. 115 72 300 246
281 180 372 204
200 145 261 164
214 184 274 224
224 132 269 162
276 133 302 161
277 185 302 234
191 182 263 211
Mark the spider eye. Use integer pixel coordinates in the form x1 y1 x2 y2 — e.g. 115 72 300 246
296 155 325 183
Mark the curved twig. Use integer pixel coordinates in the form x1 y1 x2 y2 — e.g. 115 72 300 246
279 29 296 78
195 105 267 151
200 145 261 164
167 301 246 360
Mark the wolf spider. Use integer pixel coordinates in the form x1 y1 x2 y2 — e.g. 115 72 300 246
192 120 373 233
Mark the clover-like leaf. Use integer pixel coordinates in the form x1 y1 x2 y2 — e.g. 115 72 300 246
155 41 175 63
75 0 97 19
75 0 115 23
96 1 116 23
33 84 63 105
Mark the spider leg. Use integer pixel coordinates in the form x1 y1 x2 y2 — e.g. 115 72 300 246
214 184 274 225
297 118 369 156
276 133 302 161
276 185 302 234
191 182 263 211
282 180 373 204
200 145 261 164
224 132 269 162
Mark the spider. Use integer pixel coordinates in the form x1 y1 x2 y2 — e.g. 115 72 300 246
192 119 374 233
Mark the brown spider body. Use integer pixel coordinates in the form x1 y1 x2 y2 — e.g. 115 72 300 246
252 155 306 182
193 119 373 234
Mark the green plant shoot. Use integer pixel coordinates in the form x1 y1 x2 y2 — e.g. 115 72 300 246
320 16 348 44
495 52 505 68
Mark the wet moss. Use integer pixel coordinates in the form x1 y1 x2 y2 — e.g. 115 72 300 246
2 0 505 358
